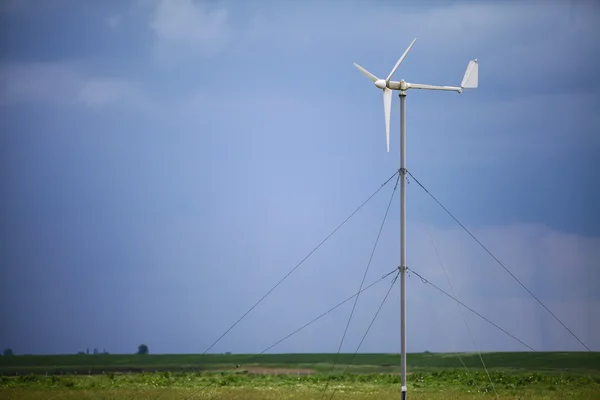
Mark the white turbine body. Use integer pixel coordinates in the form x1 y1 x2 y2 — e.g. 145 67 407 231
353 38 478 400
354 38 478 152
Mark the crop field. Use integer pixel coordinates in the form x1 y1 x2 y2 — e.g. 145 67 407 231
1 352 599 399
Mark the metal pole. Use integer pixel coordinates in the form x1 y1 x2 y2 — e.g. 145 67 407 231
399 91 407 400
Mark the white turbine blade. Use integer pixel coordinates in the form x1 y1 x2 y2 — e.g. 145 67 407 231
408 83 462 93
353 63 379 82
383 88 392 152
461 59 478 89
386 37 417 83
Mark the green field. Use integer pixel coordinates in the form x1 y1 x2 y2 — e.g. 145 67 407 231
1 352 599 399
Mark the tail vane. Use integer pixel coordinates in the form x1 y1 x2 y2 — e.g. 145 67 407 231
461 59 478 89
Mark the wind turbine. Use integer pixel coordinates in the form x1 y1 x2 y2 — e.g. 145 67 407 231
353 38 478 400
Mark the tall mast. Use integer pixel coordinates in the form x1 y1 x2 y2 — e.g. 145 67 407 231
399 91 407 400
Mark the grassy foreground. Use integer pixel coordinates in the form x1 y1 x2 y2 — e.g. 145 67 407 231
3 388 600 400
1 352 598 399
1 352 598 375
1 371 599 399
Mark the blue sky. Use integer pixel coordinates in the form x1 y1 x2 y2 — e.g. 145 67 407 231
1 0 599 356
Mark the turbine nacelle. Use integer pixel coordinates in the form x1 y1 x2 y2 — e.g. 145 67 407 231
386 80 410 91
354 38 478 152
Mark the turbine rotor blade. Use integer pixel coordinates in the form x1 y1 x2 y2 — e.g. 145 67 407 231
383 88 392 152
353 63 379 83
386 37 417 83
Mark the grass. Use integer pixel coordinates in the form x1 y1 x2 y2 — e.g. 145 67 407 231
9 387 596 400
1 371 599 399
1 352 598 375
1 352 598 399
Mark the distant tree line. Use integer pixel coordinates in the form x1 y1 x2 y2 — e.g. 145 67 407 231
77 347 109 355
2 344 150 356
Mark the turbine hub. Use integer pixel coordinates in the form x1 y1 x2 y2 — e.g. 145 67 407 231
374 79 387 89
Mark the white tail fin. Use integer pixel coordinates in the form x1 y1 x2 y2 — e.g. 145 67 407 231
383 88 392 152
461 59 478 89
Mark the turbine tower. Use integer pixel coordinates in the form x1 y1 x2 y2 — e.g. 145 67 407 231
353 38 478 400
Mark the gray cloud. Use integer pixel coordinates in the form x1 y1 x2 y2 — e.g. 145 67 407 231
0 62 157 113
231 1 600 96
106 14 122 30
0 62 82 106
149 0 231 64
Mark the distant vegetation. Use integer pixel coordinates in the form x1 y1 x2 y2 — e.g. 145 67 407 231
77 348 109 356
1 352 598 399
0 352 598 376
137 344 149 355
